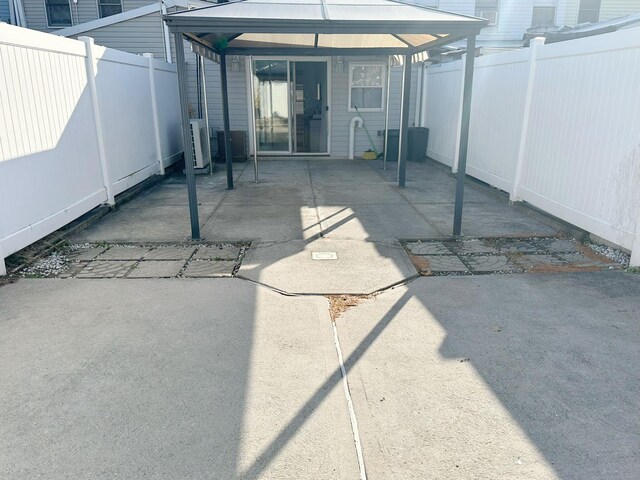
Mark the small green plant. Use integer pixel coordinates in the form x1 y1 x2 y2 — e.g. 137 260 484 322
626 266 640 274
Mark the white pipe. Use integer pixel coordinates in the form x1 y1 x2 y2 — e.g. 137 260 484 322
349 116 364 160
383 55 392 170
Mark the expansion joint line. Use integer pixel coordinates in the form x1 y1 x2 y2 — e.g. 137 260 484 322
331 320 368 480
307 159 324 237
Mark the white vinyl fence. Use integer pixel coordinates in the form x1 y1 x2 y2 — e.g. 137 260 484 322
423 28 640 266
0 24 183 275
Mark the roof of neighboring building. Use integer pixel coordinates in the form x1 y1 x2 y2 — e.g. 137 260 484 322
524 12 640 45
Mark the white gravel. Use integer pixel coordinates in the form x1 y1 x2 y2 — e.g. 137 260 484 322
22 251 69 277
588 243 630 267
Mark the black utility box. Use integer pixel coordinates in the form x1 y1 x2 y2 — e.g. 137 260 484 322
216 130 248 163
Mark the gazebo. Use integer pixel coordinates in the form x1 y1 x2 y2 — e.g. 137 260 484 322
163 0 487 240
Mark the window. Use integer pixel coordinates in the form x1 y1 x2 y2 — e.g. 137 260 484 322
45 0 71 27
348 63 385 112
578 0 600 23
98 0 123 18
531 6 556 27
475 0 499 26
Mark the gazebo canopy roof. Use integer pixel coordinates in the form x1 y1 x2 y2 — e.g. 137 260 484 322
164 0 487 59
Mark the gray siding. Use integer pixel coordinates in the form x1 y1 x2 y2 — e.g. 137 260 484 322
0 0 10 22
21 0 157 33
74 11 167 59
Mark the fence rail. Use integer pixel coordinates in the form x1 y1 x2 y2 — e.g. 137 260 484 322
423 27 640 266
0 24 183 274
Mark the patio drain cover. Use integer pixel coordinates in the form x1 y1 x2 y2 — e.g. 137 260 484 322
312 251 338 260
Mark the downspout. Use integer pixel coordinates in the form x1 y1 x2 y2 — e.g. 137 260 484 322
161 1 172 63
349 116 364 160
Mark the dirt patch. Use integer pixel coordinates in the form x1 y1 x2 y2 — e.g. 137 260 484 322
527 263 601 273
578 244 616 264
327 294 374 321
409 254 431 274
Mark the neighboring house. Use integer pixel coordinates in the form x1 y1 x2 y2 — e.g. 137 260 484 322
406 1 640 49
0 0 11 23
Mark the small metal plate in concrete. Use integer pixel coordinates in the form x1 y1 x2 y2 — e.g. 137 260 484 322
406 242 451 255
421 255 469 273
192 245 241 261
312 251 338 260
97 246 152 260
76 261 137 278
463 255 518 273
183 260 236 278
143 246 197 260
127 261 186 278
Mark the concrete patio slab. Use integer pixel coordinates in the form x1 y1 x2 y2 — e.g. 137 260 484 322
238 238 418 294
317 205 443 241
335 272 640 480
142 245 197 260
126 260 186 278
414 202 557 237
72 205 215 243
314 183 407 205
200 205 322 242
223 183 316 206
0 279 360 479
191 245 241 260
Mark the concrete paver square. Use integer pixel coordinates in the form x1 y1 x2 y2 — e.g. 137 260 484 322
406 241 451 255
183 260 236 277
536 238 582 253
126 261 186 278
511 254 567 270
143 246 197 260
498 239 544 254
558 252 614 268
76 261 136 278
192 245 240 260
58 262 88 278
0 280 360 479
421 255 469 272
445 239 498 255
97 246 152 260
465 255 516 272
66 246 106 261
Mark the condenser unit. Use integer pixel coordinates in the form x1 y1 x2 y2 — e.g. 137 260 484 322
189 119 211 169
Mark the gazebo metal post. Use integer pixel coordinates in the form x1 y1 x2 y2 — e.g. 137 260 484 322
383 55 392 170
453 34 477 236
398 53 412 188
174 33 201 240
220 54 234 190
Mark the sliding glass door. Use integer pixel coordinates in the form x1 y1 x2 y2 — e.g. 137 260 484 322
252 58 329 155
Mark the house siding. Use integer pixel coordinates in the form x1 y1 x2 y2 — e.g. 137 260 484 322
21 0 157 32
72 11 167 59
600 0 640 20
0 0 10 23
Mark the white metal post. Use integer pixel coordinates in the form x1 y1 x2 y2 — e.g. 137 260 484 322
144 53 165 175
452 53 466 174
199 55 212 174
161 1 172 63
510 37 545 202
631 208 640 267
420 63 428 128
80 36 115 205
397 56 407 182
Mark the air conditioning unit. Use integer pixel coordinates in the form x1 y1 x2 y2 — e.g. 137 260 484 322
189 119 211 169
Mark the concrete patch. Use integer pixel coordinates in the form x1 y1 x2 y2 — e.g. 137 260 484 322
238 239 418 294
